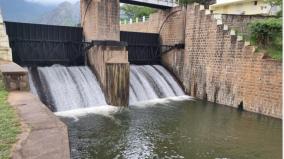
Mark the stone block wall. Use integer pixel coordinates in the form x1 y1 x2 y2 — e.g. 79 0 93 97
159 6 186 45
0 12 12 61
220 14 265 35
120 6 186 37
81 0 120 41
162 4 282 118
81 0 129 106
98 2 282 117
162 49 185 87
159 7 186 85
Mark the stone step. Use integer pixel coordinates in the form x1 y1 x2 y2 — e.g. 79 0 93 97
0 25 6 31
0 36 9 41
199 5 205 10
0 33 8 38
205 9 211 15
223 24 228 31
230 29 236 36
213 14 222 20
217 19 222 25
0 40 9 44
244 41 251 46
237 35 243 41
193 2 199 7
0 47 11 52
0 48 12 61
0 42 10 47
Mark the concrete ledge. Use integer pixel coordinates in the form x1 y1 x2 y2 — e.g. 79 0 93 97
0 62 27 75
0 62 29 91
8 92 70 159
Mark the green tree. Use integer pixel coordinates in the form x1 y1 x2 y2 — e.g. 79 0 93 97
265 0 282 6
264 0 282 15
121 4 156 20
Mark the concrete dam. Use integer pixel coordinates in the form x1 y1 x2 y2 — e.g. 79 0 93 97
0 1 281 158
28 65 185 112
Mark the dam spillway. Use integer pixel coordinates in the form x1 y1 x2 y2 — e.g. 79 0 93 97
129 65 184 104
28 65 185 111
28 66 107 111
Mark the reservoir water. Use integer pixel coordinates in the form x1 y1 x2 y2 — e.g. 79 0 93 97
27 65 282 159
57 97 282 159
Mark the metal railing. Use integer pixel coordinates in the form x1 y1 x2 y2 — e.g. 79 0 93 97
120 16 150 24
120 0 179 9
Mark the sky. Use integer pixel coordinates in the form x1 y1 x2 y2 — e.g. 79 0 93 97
25 0 79 5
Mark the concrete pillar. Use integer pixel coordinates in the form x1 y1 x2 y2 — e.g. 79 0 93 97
81 0 130 106
87 41 129 106
80 0 120 41
106 63 129 106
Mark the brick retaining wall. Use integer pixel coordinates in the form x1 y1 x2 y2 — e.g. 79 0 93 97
163 4 282 118
120 4 282 118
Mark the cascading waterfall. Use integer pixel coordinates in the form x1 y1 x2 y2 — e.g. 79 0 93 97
129 65 184 104
26 68 38 96
28 66 107 112
28 65 185 111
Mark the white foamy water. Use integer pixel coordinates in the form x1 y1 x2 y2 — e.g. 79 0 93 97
25 67 38 96
55 105 122 119
129 65 185 104
129 95 194 108
28 65 186 112
29 66 107 111
55 96 193 119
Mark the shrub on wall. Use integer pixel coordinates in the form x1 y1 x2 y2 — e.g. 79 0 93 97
249 18 282 59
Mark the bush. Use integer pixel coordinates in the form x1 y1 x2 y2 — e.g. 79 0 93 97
249 18 282 59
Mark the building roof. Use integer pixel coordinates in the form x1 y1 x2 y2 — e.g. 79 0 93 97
210 0 261 9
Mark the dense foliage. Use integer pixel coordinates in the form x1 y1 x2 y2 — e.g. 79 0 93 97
265 0 282 6
264 0 282 16
249 18 282 59
120 4 156 19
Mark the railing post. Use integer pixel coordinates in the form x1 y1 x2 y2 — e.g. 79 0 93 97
129 18 133 24
142 16 146 22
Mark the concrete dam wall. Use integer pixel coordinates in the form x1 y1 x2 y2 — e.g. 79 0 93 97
121 4 282 118
28 65 185 112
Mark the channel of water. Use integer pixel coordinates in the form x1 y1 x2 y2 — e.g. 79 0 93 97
27 65 282 159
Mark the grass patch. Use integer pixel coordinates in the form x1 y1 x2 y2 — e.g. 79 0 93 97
0 75 21 159
267 47 282 60
248 18 282 60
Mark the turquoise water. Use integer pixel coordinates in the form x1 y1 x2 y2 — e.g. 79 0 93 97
59 98 282 159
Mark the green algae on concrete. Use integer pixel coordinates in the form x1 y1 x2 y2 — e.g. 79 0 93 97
0 75 21 159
